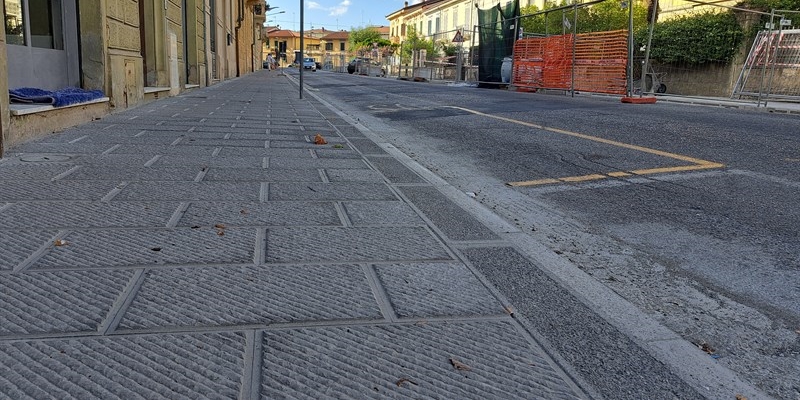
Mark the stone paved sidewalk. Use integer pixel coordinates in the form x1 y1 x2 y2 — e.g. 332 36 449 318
0 71 589 399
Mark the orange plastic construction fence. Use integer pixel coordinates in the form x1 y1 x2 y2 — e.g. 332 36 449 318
512 30 628 95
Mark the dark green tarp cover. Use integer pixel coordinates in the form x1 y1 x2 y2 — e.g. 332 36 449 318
477 0 520 85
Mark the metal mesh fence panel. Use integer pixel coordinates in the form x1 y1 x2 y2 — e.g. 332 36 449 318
733 11 800 103
638 4 761 98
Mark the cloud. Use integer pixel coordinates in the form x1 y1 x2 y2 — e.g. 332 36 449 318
329 0 350 16
305 0 350 17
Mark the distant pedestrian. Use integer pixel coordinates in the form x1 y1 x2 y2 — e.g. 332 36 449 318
267 54 275 70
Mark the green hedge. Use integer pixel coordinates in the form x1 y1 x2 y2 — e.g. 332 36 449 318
638 11 744 65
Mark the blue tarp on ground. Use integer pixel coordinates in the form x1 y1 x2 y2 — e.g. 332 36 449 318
9 87 105 107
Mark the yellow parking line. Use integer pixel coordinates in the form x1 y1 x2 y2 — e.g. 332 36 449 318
559 174 607 183
629 162 725 176
445 106 726 187
509 178 562 186
508 163 726 187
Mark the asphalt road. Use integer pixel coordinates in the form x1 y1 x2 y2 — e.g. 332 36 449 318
292 69 800 399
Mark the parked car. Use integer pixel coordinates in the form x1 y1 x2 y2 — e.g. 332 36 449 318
347 57 385 76
302 57 317 71
347 57 370 74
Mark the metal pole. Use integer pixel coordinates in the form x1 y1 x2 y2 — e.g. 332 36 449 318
571 3 577 97
641 0 658 96
299 0 304 99
764 10 783 108
627 0 634 97
757 10 775 107
456 39 463 82
545 12 548 36
471 24 477 83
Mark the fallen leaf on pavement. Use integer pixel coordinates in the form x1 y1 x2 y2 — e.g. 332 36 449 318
214 224 226 229
314 134 327 145
697 341 715 355
54 239 69 247
735 395 747 400
504 306 515 315
449 358 471 371
395 378 418 387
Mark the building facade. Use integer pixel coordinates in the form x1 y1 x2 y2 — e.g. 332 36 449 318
264 27 350 69
0 0 267 157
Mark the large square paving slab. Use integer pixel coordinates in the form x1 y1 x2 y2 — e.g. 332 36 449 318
0 332 245 398
341 201 425 226
0 231 57 271
178 202 340 227
114 182 260 201
118 264 382 330
0 181 122 201
0 202 179 229
265 226 451 263
0 270 133 335
374 262 504 318
29 228 257 269
268 182 396 201
261 321 584 399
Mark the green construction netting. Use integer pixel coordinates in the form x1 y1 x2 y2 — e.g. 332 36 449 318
477 0 520 85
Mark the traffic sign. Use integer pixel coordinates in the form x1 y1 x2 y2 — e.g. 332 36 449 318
452 30 464 43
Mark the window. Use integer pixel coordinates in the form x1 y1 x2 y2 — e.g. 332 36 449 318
4 0 64 49
453 8 458 29
401 23 406 36
427 20 431 36
4 0 25 45
339 42 345 51
325 42 333 51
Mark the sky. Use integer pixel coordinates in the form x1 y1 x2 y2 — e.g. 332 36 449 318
265 0 410 31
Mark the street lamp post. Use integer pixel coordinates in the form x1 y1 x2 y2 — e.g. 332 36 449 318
265 10 285 21
300 0 305 99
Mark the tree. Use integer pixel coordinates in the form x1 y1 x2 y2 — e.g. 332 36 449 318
349 26 391 56
520 0 648 36
437 41 460 57
400 26 436 63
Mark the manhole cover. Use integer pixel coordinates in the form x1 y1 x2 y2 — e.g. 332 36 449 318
19 155 72 162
